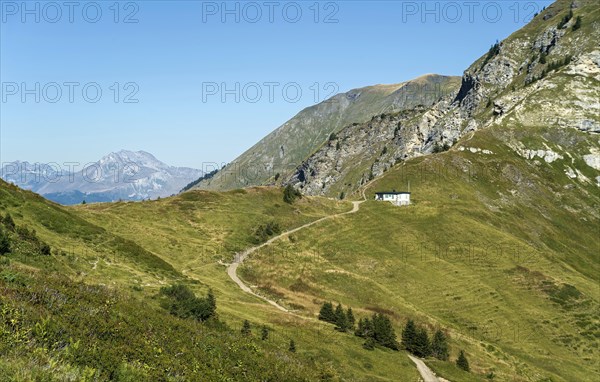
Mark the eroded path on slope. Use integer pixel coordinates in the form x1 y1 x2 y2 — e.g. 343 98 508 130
226 200 363 313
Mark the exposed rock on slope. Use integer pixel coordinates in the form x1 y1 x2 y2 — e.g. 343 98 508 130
286 0 599 197
192 75 460 191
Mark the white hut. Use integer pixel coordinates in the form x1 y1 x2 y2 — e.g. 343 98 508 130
374 191 410 206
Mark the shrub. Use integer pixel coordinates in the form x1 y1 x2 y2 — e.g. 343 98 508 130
254 221 282 243
283 185 302 204
0 230 10 255
241 320 251 336
159 284 216 322
40 243 51 256
2 214 15 231
261 325 269 341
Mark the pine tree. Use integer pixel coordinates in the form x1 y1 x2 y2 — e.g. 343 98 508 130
346 307 355 330
318 302 336 324
456 350 470 372
372 313 399 350
431 329 450 360
355 317 374 339
334 303 349 331
572 15 582 31
261 325 269 341
241 320 251 336
402 319 418 354
414 327 431 357
289 339 296 352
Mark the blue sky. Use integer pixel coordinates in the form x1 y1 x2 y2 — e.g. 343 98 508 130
1 0 553 169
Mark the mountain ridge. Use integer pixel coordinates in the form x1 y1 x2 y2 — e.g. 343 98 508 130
1 150 202 204
191 74 461 191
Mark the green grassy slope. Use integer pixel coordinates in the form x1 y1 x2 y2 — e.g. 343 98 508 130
73 188 425 381
239 123 599 381
0 251 325 381
1 181 421 381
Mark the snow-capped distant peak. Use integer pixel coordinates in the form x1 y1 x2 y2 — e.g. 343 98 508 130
1 150 202 205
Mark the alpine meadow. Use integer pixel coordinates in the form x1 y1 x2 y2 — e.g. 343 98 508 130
0 0 598 381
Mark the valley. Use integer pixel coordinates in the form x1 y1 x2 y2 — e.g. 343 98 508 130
1 0 598 380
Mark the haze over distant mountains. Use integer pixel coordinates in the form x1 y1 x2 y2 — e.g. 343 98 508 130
0 150 202 205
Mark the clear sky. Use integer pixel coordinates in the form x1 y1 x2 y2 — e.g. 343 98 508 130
1 0 553 169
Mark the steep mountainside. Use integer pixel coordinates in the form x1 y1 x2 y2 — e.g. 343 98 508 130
287 0 599 197
1 150 202 204
192 75 460 191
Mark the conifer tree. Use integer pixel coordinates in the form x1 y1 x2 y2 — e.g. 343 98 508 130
334 303 349 331
289 339 296 352
456 350 470 372
346 307 355 330
572 15 582 31
402 319 418 353
355 317 373 339
415 327 431 357
372 313 399 350
431 329 449 360
318 302 336 323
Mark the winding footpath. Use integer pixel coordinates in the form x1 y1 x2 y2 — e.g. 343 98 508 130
408 355 442 382
224 189 446 382
226 200 363 313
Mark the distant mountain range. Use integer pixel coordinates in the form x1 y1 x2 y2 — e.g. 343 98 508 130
0 150 202 205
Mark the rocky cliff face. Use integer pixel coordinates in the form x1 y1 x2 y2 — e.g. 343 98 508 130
286 0 599 197
191 75 460 191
